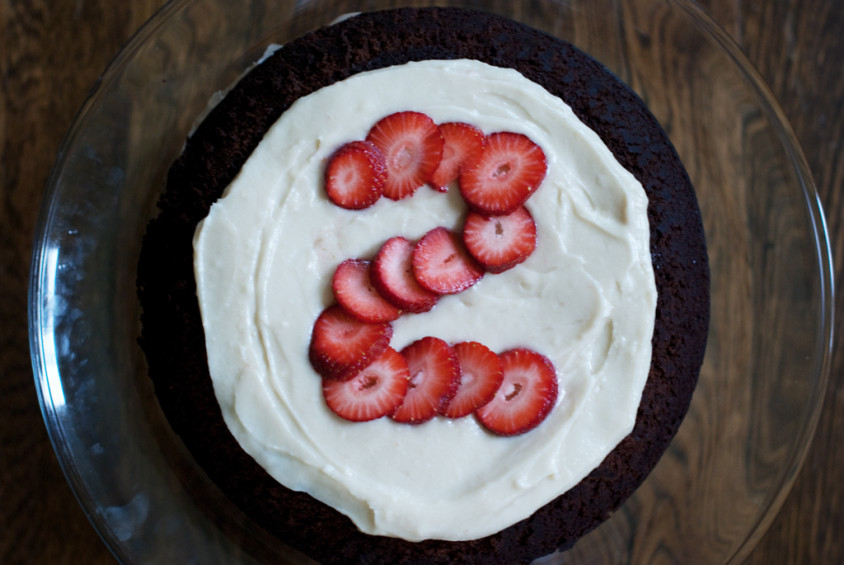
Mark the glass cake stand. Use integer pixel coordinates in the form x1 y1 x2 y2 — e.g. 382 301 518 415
29 0 832 563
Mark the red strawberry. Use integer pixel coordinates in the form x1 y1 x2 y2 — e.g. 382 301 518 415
462 206 537 274
412 227 484 295
475 348 558 436
391 337 460 424
366 111 444 200
322 347 410 422
332 259 402 323
459 131 547 216
308 305 393 381
430 122 485 192
442 341 504 419
371 236 439 313
324 140 386 209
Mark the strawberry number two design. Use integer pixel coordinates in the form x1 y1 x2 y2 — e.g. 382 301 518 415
310 112 557 436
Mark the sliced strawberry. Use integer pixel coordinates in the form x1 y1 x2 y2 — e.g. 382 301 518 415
475 348 558 436
366 111 444 200
430 122 485 192
371 236 439 313
332 259 402 323
391 337 460 424
322 347 410 422
442 341 504 419
459 131 547 216
324 140 386 210
412 227 484 295
462 206 537 274
308 305 392 381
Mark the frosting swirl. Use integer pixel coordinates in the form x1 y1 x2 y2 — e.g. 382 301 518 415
193 59 656 541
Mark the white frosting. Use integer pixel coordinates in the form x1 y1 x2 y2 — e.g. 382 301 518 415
193 59 656 541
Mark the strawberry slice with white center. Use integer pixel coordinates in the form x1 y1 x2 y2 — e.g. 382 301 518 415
476 348 558 436
366 111 444 200
442 341 504 419
322 347 410 422
391 337 460 424
430 122 485 192
459 131 547 216
324 140 386 210
371 236 439 313
332 259 402 323
412 227 484 295
308 305 393 382
462 206 537 274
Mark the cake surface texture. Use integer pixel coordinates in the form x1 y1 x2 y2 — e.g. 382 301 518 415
138 7 709 564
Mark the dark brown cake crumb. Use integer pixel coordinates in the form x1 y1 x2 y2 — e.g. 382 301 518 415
138 7 709 565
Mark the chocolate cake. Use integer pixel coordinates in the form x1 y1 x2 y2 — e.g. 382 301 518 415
137 7 709 564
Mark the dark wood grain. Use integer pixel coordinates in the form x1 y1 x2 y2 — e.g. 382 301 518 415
0 3 168 564
699 1 844 563
1 1 840 563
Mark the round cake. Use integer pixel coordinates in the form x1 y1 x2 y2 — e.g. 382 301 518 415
138 7 709 564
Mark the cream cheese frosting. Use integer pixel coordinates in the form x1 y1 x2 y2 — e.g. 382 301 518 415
193 59 656 541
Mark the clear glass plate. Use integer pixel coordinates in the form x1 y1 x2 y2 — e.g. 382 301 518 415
28 0 833 563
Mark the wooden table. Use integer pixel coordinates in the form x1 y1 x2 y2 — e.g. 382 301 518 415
1 1 840 562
